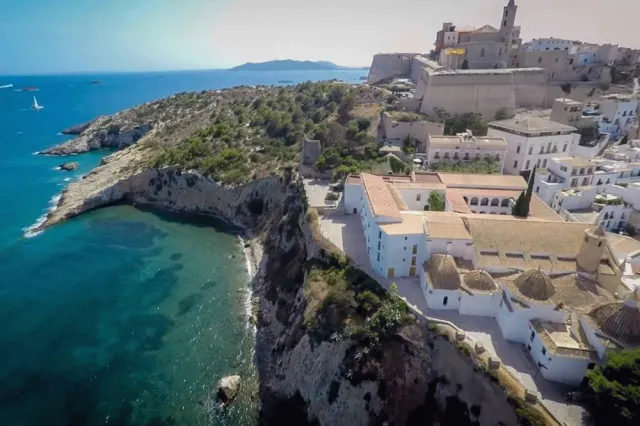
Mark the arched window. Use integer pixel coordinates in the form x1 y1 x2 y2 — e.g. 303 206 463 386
470 197 479 205
463 196 469 204
480 198 489 206
491 198 499 206
501 199 510 207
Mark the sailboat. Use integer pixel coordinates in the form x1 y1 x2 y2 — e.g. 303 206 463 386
32 96 43 111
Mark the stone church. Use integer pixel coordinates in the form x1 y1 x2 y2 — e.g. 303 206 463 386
434 0 522 70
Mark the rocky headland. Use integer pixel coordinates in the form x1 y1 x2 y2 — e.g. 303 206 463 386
35 82 543 425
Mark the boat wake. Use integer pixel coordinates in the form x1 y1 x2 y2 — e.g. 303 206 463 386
23 194 61 238
0 84 13 89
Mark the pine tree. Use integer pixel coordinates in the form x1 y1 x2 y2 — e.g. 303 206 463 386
512 192 526 216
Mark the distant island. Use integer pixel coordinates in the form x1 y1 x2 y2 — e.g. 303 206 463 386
88 80 103 85
229 59 358 72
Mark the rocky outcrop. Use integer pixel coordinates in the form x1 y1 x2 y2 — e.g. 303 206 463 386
59 162 79 171
217 375 241 403
60 120 96 135
40 118 153 156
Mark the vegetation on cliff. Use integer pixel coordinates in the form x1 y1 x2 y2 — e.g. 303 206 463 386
146 82 387 183
585 348 640 426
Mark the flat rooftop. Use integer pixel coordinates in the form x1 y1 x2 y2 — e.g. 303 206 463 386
437 173 527 190
489 116 577 135
428 135 507 149
553 156 594 168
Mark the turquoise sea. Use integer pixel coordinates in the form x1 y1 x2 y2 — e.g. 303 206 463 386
0 69 367 426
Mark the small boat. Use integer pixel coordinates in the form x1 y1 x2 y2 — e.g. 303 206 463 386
0 84 13 89
32 96 44 111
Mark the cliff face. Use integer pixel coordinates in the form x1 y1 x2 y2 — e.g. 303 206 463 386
252 203 521 426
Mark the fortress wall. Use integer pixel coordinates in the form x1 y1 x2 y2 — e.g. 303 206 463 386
367 53 417 84
410 56 428 83
513 70 548 108
420 73 517 119
381 113 444 143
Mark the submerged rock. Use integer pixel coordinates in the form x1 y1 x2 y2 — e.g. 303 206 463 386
217 375 241 404
59 162 79 171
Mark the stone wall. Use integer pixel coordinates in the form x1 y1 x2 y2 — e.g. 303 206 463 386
367 53 418 84
381 112 444 144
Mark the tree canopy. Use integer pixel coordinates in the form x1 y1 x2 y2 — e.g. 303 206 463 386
428 192 445 211
585 348 640 426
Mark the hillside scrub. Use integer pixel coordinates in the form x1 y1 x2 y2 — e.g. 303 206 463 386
150 82 387 184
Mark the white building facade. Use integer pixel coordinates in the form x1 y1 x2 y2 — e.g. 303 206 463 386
487 116 580 175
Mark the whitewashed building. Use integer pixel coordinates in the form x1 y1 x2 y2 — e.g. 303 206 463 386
426 131 507 172
487 116 580 175
341 170 640 386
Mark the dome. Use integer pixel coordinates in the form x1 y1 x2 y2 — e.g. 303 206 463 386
588 299 640 346
463 270 498 292
427 254 461 290
514 269 556 301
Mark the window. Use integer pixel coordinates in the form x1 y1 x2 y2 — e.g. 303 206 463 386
542 347 547 356
539 146 544 154
501 199 510 207
464 153 470 160
538 57 543 63
530 330 535 342
516 145 521 154
377 241 381 250
525 160 530 169
547 142 552 152
563 143 567 152
537 159 541 167
412 245 417 254
491 198 499 206
536 186 539 193
543 159 547 167
411 257 416 266
470 197 479 205
529 146 533 155
443 296 449 306
480 198 489 206
377 253 380 261
453 152 459 160
378 231 382 239
416 193 421 201
434 151 440 159
444 152 450 159
513 160 518 169
481 47 485 58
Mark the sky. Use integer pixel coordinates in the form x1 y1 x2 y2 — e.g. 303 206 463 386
1 0 639 74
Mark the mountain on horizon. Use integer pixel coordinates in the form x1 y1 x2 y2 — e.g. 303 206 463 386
229 59 350 71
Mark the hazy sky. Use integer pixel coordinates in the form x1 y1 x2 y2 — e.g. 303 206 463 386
1 0 638 74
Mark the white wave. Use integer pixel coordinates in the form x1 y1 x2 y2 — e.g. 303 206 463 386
238 236 257 333
64 177 71 182
23 194 62 238
52 166 62 171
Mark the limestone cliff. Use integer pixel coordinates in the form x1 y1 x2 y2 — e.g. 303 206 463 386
252 203 522 426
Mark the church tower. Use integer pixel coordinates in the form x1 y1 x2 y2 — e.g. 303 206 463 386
497 0 517 68
577 226 608 274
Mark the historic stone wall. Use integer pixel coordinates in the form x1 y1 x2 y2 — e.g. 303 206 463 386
367 53 417 84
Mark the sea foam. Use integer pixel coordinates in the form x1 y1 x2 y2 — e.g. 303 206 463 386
23 194 62 238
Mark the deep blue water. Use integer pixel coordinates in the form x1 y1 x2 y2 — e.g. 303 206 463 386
0 69 367 426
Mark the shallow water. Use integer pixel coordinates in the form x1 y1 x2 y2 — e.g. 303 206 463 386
0 68 366 425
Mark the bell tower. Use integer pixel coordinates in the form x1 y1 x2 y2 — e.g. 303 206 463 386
498 0 517 67
577 226 607 273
